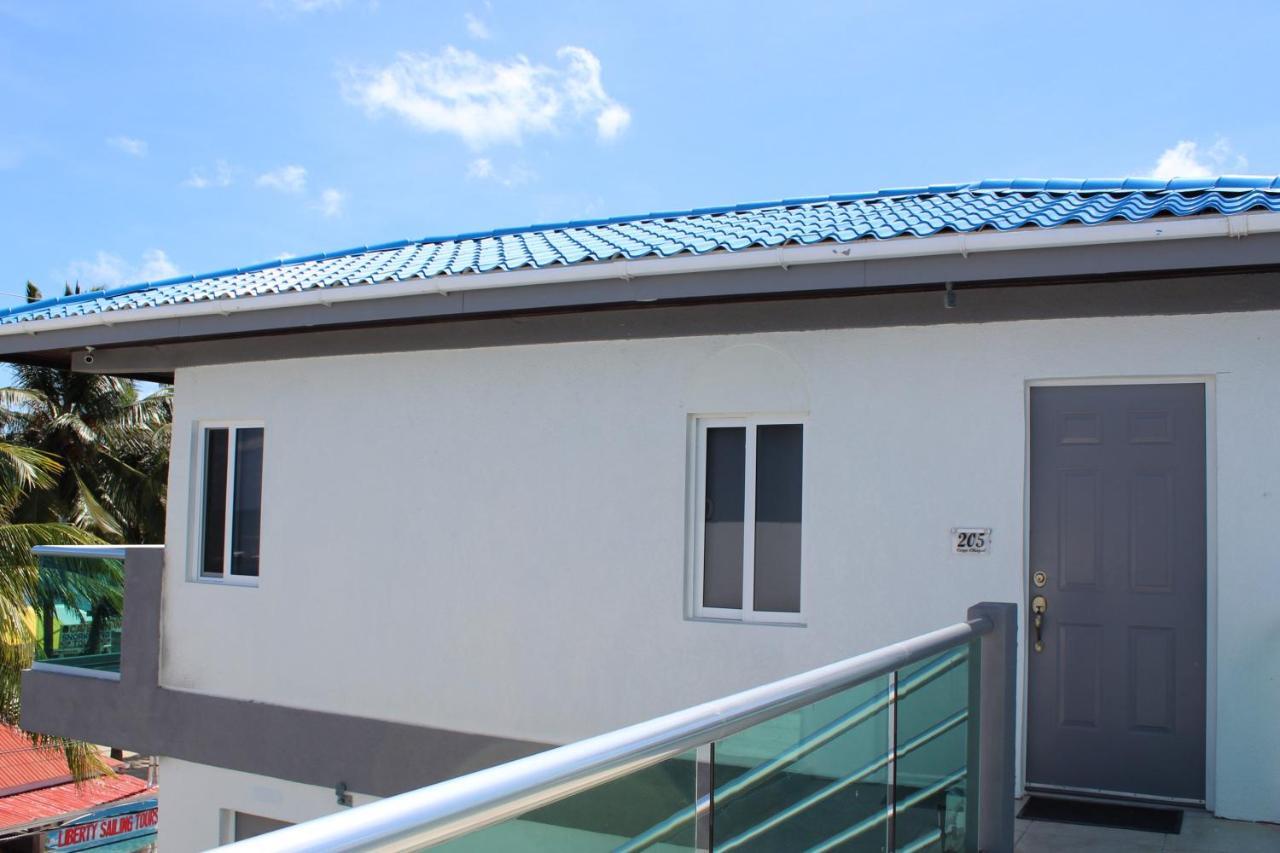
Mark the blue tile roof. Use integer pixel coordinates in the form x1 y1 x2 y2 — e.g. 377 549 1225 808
7 176 1280 326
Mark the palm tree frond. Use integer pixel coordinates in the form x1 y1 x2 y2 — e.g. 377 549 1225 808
0 442 62 493
0 387 48 413
73 475 123 539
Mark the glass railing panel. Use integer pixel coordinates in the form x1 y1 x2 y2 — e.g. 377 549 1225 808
432 750 697 852
710 674 892 853
891 642 976 853
30 553 124 674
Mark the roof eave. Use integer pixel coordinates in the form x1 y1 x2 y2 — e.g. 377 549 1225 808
2 210 1279 363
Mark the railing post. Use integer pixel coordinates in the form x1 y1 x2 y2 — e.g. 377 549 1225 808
967 602 1017 852
694 742 714 852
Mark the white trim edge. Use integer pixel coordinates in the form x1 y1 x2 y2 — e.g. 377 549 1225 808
30 661 121 681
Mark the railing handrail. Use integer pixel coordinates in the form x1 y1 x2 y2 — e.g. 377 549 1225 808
32 544 161 560
222 616 993 853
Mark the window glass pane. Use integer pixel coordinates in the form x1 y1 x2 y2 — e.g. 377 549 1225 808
703 426 745 610
230 428 264 577
201 429 229 576
754 424 803 613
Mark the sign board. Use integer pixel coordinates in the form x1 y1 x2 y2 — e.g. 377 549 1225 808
951 528 991 553
46 798 157 852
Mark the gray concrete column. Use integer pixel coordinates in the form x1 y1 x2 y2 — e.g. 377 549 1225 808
968 602 1018 853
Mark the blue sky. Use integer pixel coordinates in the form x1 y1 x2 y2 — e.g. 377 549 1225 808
1 0 1277 312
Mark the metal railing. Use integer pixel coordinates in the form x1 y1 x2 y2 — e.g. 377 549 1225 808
222 602 1016 852
617 646 971 852
30 545 131 560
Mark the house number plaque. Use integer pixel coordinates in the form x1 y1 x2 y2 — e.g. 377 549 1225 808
951 528 991 553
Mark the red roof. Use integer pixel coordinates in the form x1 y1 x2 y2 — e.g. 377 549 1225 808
0 726 153 832
0 726 122 796
0 774 151 831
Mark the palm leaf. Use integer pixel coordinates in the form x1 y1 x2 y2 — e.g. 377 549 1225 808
72 475 123 539
0 387 47 414
0 442 61 493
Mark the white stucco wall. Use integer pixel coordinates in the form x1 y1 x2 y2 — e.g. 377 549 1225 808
157 757 377 850
158 310 1280 824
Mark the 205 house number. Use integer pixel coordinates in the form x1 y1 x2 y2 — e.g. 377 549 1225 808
952 528 991 553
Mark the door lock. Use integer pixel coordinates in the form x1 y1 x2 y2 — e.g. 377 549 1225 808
1032 570 1047 588
1031 595 1047 652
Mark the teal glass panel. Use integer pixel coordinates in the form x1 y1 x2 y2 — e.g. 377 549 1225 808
711 675 892 852
433 750 696 852
892 642 976 853
32 554 124 674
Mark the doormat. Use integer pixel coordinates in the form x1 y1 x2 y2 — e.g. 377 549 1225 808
1018 796 1183 835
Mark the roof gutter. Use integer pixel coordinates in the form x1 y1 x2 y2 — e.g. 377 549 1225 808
6 210 1280 341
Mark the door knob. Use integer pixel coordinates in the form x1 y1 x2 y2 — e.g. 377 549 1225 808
1031 595 1047 652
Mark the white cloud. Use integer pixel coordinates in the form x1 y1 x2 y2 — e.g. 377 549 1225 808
106 135 147 157
342 45 631 147
315 187 345 217
466 157 534 187
596 103 631 141
465 12 490 39
256 164 308 193
1148 138 1247 180
65 249 180 288
557 47 630 141
137 249 180 281
65 254 126 287
262 0 355 13
183 159 233 189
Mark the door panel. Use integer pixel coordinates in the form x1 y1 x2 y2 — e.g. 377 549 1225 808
1056 622 1102 728
1027 384 1206 803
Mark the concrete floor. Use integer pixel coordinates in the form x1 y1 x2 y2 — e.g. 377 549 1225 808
1014 805 1280 852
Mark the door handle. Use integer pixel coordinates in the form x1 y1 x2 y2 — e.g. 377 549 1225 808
1031 595 1047 652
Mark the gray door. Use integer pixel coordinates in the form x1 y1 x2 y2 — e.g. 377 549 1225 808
1027 383 1206 803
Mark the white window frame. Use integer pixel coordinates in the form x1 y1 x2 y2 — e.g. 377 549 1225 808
690 414 806 625
190 420 264 587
